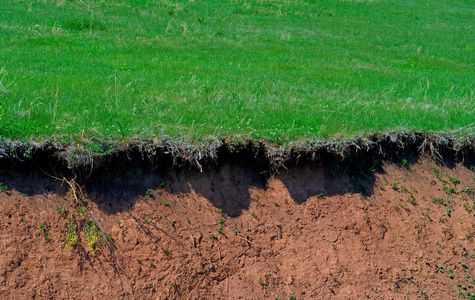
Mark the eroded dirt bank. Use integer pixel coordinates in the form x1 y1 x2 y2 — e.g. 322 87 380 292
1 148 475 299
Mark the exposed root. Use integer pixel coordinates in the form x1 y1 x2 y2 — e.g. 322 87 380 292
46 174 85 208
40 172 110 255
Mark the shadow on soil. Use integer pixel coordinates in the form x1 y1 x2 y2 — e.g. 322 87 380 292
84 150 389 216
86 148 269 217
1 146 472 218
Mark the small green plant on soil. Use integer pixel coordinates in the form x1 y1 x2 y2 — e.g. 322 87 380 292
459 261 469 270
425 212 431 221
330 272 338 282
145 216 152 223
394 204 399 211
465 204 472 213
433 166 445 180
116 220 123 228
448 269 455 279
84 220 101 254
219 216 225 224
332 244 337 250
163 200 169 205
217 225 224 234
211 233 217 239
0 182 7 191
432 196 446 205
162 247 170 255
51 176 110 255
39 224 49 239
401 159 408 166
65 222 77 251
401 185 410 193
443 183 458 194
450 176 461 184
446 207 451 216
146 188 153 196
462 187 474 193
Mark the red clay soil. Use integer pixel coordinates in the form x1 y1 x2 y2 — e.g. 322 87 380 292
1 156 475 299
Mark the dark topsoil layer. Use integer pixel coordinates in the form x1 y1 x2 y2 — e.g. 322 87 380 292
1 133 475 299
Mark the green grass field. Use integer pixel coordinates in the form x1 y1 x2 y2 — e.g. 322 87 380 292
1 0 474 143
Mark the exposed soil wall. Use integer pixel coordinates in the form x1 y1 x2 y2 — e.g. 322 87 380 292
1 138 475 299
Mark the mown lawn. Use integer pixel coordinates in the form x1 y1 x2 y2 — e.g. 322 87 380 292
1 0 474 142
